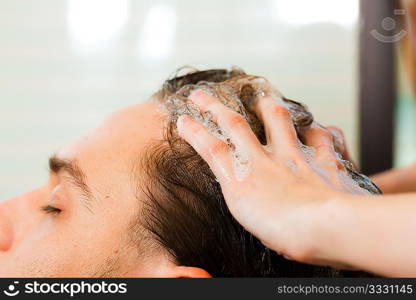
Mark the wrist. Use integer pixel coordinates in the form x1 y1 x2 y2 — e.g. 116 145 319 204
306 191 359 267
280 189 345 264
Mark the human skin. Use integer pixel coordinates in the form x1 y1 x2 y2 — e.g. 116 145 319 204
0 100 209 277
178 90 416 277
316 126 416 194
370 163 416 194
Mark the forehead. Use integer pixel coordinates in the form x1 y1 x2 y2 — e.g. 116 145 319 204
58 100 167 196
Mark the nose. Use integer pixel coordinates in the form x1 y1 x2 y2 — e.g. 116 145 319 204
0 188 48 253
0 199 15 252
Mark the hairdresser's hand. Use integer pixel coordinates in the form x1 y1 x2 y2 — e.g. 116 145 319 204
177 90 354 268
327 125 357 170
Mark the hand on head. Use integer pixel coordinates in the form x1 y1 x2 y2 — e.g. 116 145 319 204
177 90 357 268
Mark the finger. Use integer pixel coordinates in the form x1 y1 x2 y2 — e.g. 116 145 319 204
326 126 357 170
304 126 345 174
326 126 346 155
176 115 234 182
255 96 301 157
188 90 263 156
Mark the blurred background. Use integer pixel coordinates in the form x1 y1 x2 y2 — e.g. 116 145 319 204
0 0 414 200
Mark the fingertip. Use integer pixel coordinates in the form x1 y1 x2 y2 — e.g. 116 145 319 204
326 125 343 134
176 114 234 182
327 126 344 141
255 95 273 114
256 95 284 109
256 96 289 122
255 96 299 151
305 127 333 143
176 114 191 134
188 89 213 107
189 89 206 99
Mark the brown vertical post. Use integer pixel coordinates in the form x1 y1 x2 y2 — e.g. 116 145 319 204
359 0 397 175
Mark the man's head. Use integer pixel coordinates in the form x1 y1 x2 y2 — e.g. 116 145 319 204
0 99 177 277
0 68 375 277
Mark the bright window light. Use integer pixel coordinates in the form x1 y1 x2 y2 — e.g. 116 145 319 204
67 0 129 49
139 5 176 60
274 0 358 27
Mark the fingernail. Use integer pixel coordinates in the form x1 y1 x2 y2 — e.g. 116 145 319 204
189 89 205 101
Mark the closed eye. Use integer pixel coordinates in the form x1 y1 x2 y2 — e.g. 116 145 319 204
41 205 62 215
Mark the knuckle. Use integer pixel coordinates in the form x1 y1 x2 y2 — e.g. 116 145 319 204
315 142 332 152
312 130 334 148
307 127 332 141
316 144 337 161
203 97 219 108
191 89 213 102
186 122 204 136
271 105 291 119
207 140 229 157
225 112 247 128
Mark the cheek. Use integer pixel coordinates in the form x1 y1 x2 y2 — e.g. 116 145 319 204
1 202 136 277
0 225 77 277
0 217 97 277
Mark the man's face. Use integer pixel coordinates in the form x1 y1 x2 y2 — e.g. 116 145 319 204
0 100 169 277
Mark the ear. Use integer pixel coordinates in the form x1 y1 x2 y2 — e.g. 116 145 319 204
168 266 212 278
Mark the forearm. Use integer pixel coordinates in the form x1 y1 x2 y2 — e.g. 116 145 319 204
370 163 416 194
313 192 416 277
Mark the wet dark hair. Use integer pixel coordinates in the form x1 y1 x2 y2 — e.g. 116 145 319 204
138 68 376 277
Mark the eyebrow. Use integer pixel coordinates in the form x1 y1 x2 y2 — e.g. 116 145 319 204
48 155 94 214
